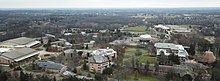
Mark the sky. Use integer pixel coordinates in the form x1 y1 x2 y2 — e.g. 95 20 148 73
0 0 220 8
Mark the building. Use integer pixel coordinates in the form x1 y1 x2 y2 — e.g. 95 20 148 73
166 25 191 34
84 41 95 48
92 48 117 62
88 55 109 73
0 48 11 54
139 34 152 44
0 37 41 48
198 50 216 64
154 43 189 57
33 60 67 73
0 48 39 64
47 45 64 52
154 24 170 34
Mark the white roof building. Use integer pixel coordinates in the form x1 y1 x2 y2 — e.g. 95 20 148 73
154 43 189 57
0 48 39 63
92 48 117 57
154 24 170 30
0 37 41 48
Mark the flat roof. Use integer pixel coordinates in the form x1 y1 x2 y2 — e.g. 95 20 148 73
33 60 65 70
1 48 38 60
88 55 108 64
4 37 35 45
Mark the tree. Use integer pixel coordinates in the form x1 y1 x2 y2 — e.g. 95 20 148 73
83 63 88 71
158 51 167 65
212 68 220 81
197 38 210 52
168 53 180 65
134 70 139 80
135 48 142 56
85 44 89 49
103 67 113 75
0 69 8 81
95 74 107 81
154 62 159 75
72 68 77 73
188 43 196 55
144 61 150 75
52 76 57 81
165 70 181 81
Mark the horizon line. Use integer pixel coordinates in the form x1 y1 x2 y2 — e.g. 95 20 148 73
1 7 220 10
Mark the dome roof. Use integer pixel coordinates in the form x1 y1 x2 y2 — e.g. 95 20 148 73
199 50 216 63
140 34 152 39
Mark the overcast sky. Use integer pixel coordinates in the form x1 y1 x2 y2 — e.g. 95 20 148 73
0 0 220 8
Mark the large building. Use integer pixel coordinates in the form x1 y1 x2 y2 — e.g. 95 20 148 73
33 60 67 73
92 48 117 62
88 55 109 73
0 48 39 64
0 37 41 48
154 43 189 57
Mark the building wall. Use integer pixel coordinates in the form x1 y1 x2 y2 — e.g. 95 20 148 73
89 62 109 73
0 56 12 64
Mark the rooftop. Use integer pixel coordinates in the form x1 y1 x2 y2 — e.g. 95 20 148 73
33 60 65 70
3 37 35 45
1 48 38 61
198 50 216 63
88 55 108 64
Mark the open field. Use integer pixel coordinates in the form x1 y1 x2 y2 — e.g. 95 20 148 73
126 74 160 81
125 47 157 64
124 27 150 32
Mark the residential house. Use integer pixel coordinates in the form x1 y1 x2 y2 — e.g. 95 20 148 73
33 60 67 73
88 55 109 73
0 48 39 64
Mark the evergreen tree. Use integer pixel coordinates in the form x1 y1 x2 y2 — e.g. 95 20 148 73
83 63 88 70
85 44 89 49
0 69 8 81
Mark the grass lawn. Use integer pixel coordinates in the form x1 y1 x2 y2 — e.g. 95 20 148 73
125 47 157 64
125 47 148 55
137 56 157 64
124 27 151 32
126 74 160 81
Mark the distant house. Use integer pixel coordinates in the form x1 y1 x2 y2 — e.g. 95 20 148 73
33 60 67 73
0 37 41 48
0 48 39 64
154 43 189 57
84 41 95 48
88 55 109 73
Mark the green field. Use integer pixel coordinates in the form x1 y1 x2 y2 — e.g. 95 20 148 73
125 47 148 55
125 47 157 64
124 27 150 32
126 74 160 81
